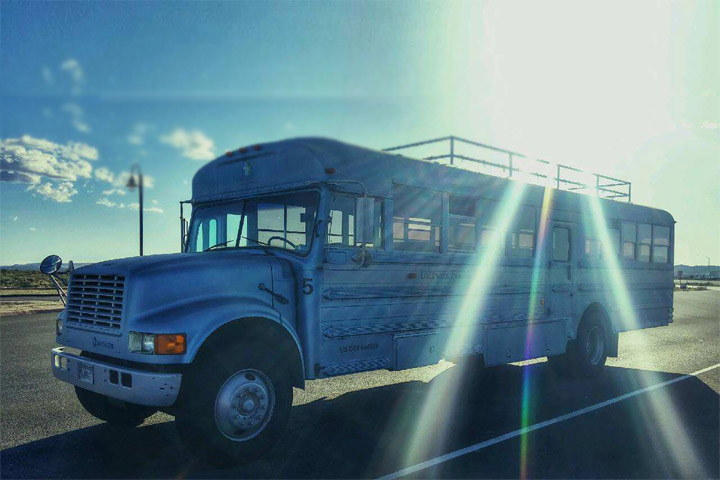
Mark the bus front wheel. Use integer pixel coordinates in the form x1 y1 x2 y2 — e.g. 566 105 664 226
175 347 292 466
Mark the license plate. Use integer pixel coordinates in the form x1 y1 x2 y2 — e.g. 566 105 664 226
78 362 94 385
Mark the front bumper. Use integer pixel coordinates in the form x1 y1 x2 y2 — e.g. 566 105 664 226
51 347 182 407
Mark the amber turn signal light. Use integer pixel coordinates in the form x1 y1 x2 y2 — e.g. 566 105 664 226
155 334 187 355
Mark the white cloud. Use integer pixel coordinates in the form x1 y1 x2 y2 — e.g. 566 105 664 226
12 216 18 222
102 187 126 196
93 166 114 183
93 167 155 189
60 59 84 95
96 197 117 208
128 203 164 214
42 67 54 85
29 227 37 231
73 120 90 133
62 103 90 133
1 136 97 184
1 135 99 202
28 181 78 203
96 197 163 214
127 123 151 146
701 121 719 131
160 128 215 160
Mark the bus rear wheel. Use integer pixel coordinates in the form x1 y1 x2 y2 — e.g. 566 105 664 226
175 348 292 466
551 316 608 379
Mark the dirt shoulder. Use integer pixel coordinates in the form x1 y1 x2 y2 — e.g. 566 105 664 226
0 296 64 316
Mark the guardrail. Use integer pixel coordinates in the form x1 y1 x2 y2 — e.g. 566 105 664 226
383 136 632 202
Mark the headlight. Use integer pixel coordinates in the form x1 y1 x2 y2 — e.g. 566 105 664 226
56 318 63 336
129 332 186 355
129 332 155 354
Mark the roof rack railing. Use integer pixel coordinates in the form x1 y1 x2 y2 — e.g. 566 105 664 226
383 136 632 203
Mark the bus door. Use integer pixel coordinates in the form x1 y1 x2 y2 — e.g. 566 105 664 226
547 221 577 325
319 194 389 372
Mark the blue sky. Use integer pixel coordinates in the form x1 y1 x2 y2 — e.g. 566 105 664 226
1 1 718 265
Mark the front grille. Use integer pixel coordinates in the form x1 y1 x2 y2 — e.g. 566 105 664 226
66 274 125 331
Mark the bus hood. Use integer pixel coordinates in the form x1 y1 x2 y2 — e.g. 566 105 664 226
73 250 270 276
71 250 277 329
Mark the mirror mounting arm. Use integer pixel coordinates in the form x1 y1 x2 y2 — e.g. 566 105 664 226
39 255 67 306
49 275 67 306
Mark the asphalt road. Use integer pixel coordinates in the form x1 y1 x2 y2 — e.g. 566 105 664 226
1 291 718 479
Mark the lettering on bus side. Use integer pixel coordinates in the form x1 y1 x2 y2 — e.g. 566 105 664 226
339 343 379 354
420 270 470 281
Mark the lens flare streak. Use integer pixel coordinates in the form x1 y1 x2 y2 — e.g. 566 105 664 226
402 181 528 468
519 187 554 479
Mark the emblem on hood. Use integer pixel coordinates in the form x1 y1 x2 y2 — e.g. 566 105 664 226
92 337 115 349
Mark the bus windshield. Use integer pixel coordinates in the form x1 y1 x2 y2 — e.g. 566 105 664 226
188 191 319 255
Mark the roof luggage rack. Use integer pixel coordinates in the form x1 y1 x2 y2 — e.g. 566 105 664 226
383 136 632 202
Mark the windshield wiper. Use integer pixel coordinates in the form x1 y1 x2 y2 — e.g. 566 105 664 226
241 236 275 256
204 239 236 252
204 236 275 255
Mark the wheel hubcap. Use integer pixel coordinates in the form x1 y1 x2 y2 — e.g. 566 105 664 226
215 369 275 441
586 326 605 365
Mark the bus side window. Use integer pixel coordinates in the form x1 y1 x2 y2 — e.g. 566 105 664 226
327 195 354 246
585 227 619 259
509 206 536 258
622 222 637 260
585 238 601 258
637 223 652 262
608 228 620 257
208 219 217 248
195 222 204 252
327 194 383 248
449 195 476 252
652 225 670 263
393 185 442 253
553 226 571 262
479 199 505 255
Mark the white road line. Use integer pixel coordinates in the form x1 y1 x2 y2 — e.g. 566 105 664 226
378 363 720 480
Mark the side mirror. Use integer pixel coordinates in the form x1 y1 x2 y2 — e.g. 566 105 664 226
40 255 63 275
355 196 375 245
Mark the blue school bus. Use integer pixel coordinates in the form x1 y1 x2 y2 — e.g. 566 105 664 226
47 136 674 464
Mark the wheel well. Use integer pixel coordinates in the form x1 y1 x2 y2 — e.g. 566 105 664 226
196 317 305 388
580 303 619 357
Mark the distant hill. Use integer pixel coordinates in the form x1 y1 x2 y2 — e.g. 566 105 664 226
0 263 92 272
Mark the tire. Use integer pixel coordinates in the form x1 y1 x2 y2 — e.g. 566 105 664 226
75 386 156 426
175 345 293 466
569 315 608 378
553 315 608 379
